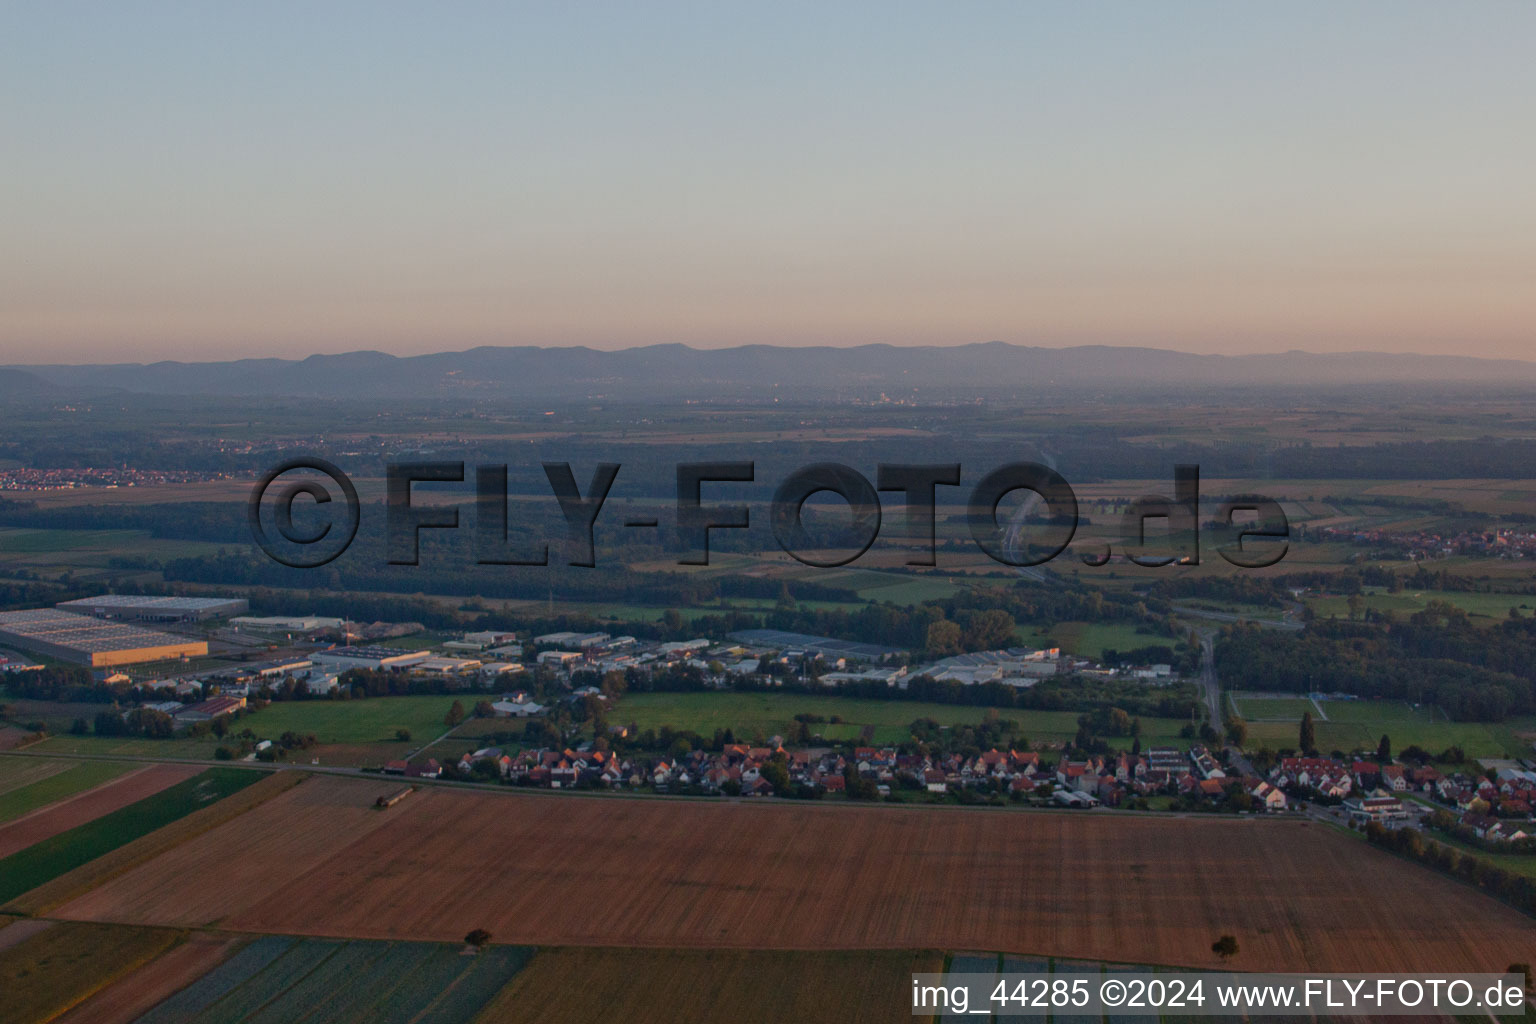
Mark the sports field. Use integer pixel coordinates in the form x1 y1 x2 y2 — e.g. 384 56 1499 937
1228 695 1536 759
51 776 1535 972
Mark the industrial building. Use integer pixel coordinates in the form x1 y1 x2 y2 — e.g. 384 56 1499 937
310 646 432 672
57 594 248 623
230 614 345 632
0 609 209 668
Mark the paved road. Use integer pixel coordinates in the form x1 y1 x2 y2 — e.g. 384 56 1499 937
1196 632 1222 725
1175 604 1304 631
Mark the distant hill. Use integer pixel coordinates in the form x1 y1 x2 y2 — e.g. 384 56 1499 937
7 342 1536 400
0 368 62 400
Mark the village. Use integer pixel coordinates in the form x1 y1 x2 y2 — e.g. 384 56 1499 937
7 598 1535 849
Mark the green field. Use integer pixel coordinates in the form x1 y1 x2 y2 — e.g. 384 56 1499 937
0 766 263 904
241 695 465 745
29 734 225 760
1228 694 1320 721
1041 621 1176 660
1308 588 1536 622
1243 699 1536 760
0 758 134 823
0 527 227 567
24 695 475 768
611 691 1193 748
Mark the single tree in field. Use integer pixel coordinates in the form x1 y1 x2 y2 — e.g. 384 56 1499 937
444 700 465 728
1299 712 1316 755
1377 734 1391 763
1212 935 1239 961
464 928 492 948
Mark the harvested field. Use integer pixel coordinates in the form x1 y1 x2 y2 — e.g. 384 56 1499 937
3 770 301 916
0 918 55 953
0 764 200 857
477 948 943 1024
0 921 181 1024
56 932 243 1024
46 775 407 925
54 778 1536 971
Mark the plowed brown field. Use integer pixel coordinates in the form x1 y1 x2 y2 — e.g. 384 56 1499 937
53 778 1536 971
56 932 242 1024
0 764 201 858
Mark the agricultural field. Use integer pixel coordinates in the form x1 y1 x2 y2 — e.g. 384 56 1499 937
1238 698 1536 761
480 947 943 1024
0 766 264 904
5 771 301 917
27 734 225 761
52 776 1535 972
0 927 533 1024
1307 588 1536 622
0 921 183 1024
28 696 482 768
0 758 134 821
130 936 530 1024
609 691 1194 749
0 527 227 570
0 763 200 858
55 931 244 1024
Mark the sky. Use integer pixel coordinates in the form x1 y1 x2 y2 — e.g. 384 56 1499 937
2 3 1534 364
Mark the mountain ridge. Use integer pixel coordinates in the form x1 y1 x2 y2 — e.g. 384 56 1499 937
6 342 1535 399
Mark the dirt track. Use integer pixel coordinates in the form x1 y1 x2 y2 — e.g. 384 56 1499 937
52 777 1535 971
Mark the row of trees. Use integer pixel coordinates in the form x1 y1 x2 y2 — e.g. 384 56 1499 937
1215 615 1536 722
1364 822 1536 918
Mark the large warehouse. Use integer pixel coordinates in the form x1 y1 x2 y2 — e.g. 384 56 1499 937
0 608 209 668
56 594 248 623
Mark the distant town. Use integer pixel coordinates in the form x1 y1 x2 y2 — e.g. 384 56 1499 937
4 592 1533 858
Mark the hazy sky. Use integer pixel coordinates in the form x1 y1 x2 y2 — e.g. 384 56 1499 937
3 3 1533 363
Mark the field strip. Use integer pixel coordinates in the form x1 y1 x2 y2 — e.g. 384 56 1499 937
48 776 1536 973
3 771 304 916
0 916 55 952
55 932 245 1024
0 757 72 796
0 764 201 858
